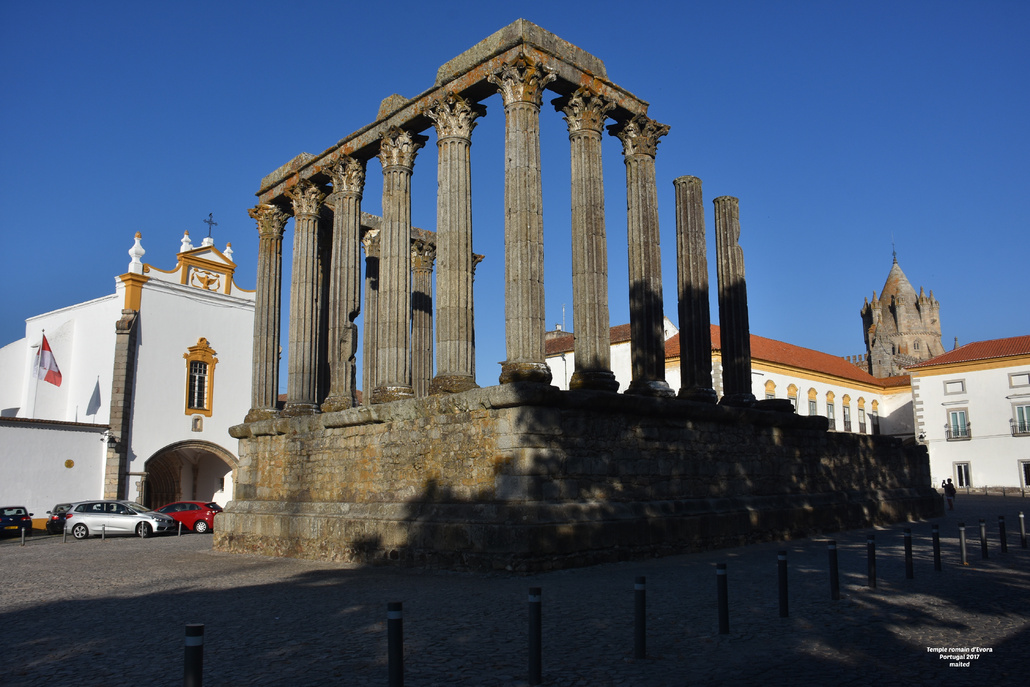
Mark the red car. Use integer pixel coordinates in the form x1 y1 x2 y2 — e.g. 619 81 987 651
154 501 222 533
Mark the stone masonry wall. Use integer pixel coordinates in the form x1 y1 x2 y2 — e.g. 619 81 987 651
216 384 941 571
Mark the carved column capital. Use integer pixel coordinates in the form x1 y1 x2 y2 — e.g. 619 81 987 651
361 227 381 257
286 180 326 218
249 204 290 238
411 238 437 271
555 87 615 134
378 127 428 170
611 115 670 158
425 92 485 139
326 155 366 198
487 55 557 107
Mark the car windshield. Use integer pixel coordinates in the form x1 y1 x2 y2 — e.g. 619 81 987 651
125 502 152 513
205 503 223 511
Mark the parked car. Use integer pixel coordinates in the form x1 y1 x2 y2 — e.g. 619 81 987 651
45 503 73 535
63 500 177 539
154 501 223 533
0 506 33 537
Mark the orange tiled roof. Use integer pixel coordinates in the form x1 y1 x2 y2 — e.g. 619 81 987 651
907 335 1030 369
544 323 630 356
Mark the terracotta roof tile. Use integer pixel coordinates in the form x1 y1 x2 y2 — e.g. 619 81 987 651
907 335 1030 369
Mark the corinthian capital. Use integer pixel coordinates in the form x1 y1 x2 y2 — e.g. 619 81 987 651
424 92 485 139
610 115 670 158
411 238 437 270
487 55 557 107
249 204 290 238
378 127 428 170
326 155 366 197
286 180 326 217
555 87 615 134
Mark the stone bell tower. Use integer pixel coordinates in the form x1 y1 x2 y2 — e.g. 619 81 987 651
861 255 944 377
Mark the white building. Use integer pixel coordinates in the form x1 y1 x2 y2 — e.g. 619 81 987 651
545 320 914 439
0 232 254 517
908 335 1030 491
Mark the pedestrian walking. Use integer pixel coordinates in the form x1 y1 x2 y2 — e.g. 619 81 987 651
944 478 957 510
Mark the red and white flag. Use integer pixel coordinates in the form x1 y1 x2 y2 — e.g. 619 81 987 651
37 335 62 387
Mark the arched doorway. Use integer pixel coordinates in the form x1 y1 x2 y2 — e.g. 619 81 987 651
141 441 238 509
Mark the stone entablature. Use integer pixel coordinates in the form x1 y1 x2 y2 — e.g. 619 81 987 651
218 384 940 571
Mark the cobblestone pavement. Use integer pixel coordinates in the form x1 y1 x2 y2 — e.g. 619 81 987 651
2 495 1027 686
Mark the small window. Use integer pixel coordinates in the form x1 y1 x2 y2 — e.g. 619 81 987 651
1013 405 1030 436
183 338 218 417
843 405 852 432
808 399 817 416
764 380 776 400
188 362 208 409
944 380 965 395
1010 372 1030 388
947 409 970 440
1021 461 1030 488
827 402 836 430
955 463 971 488
858 407 867 433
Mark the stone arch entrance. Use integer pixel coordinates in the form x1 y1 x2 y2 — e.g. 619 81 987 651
141 441 238 509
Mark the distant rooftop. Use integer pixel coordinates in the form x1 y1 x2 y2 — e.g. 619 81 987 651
907 334 1030 369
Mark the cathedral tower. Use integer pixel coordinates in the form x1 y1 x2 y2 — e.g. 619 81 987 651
861 256 944 377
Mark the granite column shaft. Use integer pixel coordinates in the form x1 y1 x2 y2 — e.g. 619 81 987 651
714 195 755 406
411 239 435 398
674 176 717 402
284 182 325 415
246 204 289 421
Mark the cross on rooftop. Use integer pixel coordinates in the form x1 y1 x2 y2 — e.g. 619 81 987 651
204 213 218 237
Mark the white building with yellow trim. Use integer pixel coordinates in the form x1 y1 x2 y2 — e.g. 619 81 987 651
0 232 254 518
908 335 1030 491
545 321 915 439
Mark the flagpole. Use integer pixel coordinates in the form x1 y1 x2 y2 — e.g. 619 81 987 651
27 330 43 418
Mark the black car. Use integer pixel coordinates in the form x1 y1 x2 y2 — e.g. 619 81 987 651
0 506 33 537
45 503 73 534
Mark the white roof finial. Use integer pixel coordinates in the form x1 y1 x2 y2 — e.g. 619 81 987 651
224 242 233 261
179 230 194 253
128 232 146 274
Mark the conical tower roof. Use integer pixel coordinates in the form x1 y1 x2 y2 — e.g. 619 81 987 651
879 256 918 303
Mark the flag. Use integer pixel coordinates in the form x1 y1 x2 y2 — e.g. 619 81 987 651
86 378 102 416
37 335 62 387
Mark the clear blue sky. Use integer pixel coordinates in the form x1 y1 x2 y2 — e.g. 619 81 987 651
2 1 1027 388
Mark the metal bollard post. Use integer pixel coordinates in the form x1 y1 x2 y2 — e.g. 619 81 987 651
828 541 840 601
778 551 788 617
998 516 1008 553
959 522 968 565
178 521 183 537
904 529 914 579
184 623 204 687
932 525 942 571
634 576 646 660
388 601 403 687
979 519 989 559
867 534 876 588
63 525 67 543
102 524 106 541
528 588 542 685
21 527 26 546
717 564 729 634
1020 512 1027 549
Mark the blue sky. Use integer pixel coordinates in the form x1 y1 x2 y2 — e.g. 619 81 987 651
2 1 1027 389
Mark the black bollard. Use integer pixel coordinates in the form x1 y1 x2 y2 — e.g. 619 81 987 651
904 529 914 579
998 516 1008 553
184 623 204 687
528 588 542 685
388 602 403 687
1020 512 1027 549
867 534 876 588
979 519 989 559
828 541 840 601
778 551 788 618
932 525 942 571
634 577 646 659
959 522 968 566
717 564 729 634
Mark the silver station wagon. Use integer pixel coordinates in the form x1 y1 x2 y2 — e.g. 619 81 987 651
64 500 177 539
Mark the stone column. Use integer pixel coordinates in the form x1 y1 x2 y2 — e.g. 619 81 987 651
488 56 555 385
372 127 427 404
714 195 756 407
411 236 436 398
246 204 289 421
104 309 139 499
284 180 326 416
321 156 366 412
673 176 717 403
555 87 618 391
361 228 380 403
612 115 673 397
425 92 484 394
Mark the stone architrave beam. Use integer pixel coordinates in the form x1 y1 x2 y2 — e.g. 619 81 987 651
673 176 717 403
714 195 756 407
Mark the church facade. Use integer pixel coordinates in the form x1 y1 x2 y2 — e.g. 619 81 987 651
0 232 254 518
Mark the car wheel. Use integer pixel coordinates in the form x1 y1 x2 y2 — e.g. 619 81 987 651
193 520 209 534
72 523 89 540
137 522 152 538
